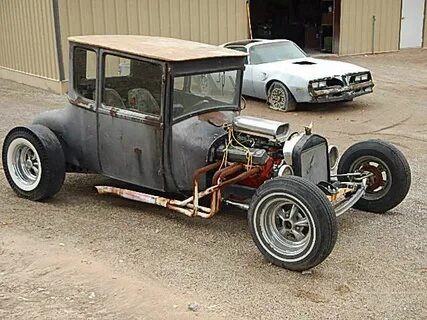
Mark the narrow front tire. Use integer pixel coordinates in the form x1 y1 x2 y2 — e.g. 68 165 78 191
337 140 411 213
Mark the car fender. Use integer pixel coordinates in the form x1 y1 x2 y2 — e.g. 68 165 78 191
264 73 312 103
33 104 100 172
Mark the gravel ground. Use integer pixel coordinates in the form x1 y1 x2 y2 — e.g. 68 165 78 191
0 49 426 319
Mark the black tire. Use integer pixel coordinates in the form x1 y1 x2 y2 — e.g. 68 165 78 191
267 81 297 112
248 176 337 271
2 125 65 201
337 139 411 213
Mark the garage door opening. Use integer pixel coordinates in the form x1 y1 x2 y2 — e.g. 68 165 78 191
249 0 339 54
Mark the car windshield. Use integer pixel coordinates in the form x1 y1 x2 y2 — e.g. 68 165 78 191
250 42 307 65
173 70 240 119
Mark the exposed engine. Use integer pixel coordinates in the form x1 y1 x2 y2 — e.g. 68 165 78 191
214 116 335 189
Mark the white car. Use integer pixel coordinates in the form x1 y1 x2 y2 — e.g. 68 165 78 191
222 39 374 112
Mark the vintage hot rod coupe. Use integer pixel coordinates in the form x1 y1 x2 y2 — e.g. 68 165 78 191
2 36 411 271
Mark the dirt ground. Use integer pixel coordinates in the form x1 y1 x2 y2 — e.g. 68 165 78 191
1 49 426 319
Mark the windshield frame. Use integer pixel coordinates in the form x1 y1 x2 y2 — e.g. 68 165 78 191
249 41 307 65
171 67 243 124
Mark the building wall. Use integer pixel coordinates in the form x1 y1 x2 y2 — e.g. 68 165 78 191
339 0 402 55
0 0 60 82
59 0 249 77
424 0 427 47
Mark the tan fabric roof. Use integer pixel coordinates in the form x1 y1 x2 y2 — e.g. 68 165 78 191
68 35 246 62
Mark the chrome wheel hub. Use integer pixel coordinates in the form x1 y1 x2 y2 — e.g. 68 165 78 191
7 138 42 192
259 194 314 257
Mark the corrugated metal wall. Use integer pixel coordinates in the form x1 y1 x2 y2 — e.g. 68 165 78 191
424 0 427 47
339 0 402 55
0 0 59 80
59 0 249 77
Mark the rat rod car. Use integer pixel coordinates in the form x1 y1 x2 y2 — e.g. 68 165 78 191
2 36 411 271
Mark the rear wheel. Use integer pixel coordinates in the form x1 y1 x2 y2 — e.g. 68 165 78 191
2 125 65 201
337 140 411 213
248 176 337 271
267 81 297 112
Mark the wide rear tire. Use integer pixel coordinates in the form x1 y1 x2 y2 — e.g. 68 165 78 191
248 176 337 271
2 125 65 201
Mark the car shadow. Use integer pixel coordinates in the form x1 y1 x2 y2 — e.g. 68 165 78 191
60 173 248 232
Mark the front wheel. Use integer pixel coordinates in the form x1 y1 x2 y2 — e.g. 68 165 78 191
337 140 411 213
267 81 297 112
248 176 337 271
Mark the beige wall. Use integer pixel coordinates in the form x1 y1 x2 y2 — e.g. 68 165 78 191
339 0 402 55
59 0 249 77
424 0 427 48
0 0 60 80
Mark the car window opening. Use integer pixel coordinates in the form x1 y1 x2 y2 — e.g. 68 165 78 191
250 41 307 65
173 70 240 119
102 54 162 116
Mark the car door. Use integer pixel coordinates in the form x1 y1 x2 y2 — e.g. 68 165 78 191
97 51 165 191
249 46 270 100
226 46 254 97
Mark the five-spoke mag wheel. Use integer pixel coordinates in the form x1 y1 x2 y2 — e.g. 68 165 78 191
248 176 337 271
2 125 66 201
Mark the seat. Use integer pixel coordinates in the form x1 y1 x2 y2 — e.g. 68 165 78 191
128 88 160 115
103 88 125 109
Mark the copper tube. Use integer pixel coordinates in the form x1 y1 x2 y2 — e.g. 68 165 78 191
210 164 244 214
212 163 242 185
193 161 221 186
192 161 221 216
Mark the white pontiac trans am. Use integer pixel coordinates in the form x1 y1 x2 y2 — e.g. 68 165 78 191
222 39 374 112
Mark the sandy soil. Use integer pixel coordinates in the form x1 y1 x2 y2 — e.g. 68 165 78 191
1 49 426 319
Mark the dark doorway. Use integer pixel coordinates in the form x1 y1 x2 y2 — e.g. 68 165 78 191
249 0 336 53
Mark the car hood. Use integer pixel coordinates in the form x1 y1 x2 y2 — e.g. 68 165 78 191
260 57 369 81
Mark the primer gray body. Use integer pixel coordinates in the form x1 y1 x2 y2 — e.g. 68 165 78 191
33 39 246 194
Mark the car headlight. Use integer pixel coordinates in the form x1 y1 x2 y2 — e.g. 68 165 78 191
328 145 339 170
354 73 369 82
311 80 327 89
278 164 294 176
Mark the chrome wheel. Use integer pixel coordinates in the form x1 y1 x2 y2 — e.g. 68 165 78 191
258 193 314 259
6 138 42 191
350 156 392 201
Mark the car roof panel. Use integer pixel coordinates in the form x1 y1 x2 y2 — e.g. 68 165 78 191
68 35 247 62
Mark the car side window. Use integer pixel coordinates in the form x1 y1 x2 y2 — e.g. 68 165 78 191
102 54 162 116
74 47 97 101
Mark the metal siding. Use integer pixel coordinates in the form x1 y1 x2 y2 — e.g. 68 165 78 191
424 0 427 47
59 0 248 78
340 0 402 55
0 0 59 80
0 0 247 82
